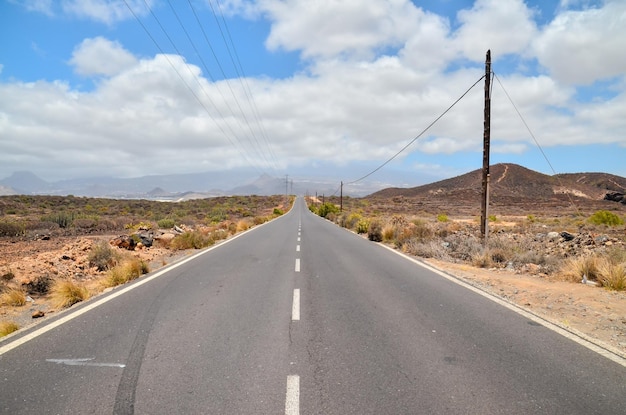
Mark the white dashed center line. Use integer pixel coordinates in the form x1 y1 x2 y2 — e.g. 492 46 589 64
296 245 300 252
285 375 300 415
295 258 300 272
292 289 300 321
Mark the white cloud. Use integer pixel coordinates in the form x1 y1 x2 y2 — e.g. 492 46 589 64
453 0 538 61
70 37 138 77
534 1 626 84
18 0 53 15
3 0 626 182
61 0 153 24
258 0 423 59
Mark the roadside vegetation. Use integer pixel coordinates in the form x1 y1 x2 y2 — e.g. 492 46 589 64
308 196 626 291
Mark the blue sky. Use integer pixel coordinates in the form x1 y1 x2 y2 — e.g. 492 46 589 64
1 0 625 193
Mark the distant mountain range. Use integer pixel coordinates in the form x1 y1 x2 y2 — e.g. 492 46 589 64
2 164 625 202
0 170 351 199
369 163 626 204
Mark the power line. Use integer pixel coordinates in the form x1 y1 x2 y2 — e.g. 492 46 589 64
187 0 278 171
213 0 280 170
493 72 582 215
345 75 486 185
123 0 265 174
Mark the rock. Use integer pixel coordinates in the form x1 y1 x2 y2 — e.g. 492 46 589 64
546 232 559 241
560 231 575 241
32 310 45 319
133 232 153 248
604 192 624 202
110 235 136 251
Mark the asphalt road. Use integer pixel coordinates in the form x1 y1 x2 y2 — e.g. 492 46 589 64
1 197 625 414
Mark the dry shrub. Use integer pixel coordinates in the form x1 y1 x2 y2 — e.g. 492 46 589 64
102 257 150 288
382 224 396 242
50 280 90 309
403 239 451 260
88 241 121 271
236 219 252 232
0 288 27 306
0 321 19 337
23 275 53 295
368 220 383 242
558 255 601 283
170 230 214 250
597 260 626 291
471 251 493 268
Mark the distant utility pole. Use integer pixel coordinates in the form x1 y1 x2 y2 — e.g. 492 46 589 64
480 50 492 245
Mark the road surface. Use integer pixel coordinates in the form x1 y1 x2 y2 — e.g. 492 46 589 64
1 197 625 414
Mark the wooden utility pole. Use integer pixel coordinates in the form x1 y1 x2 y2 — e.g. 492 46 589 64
340 181 343 212
480 50 492 244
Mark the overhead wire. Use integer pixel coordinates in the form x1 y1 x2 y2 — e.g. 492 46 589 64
164 0 272 170
344 75 486 186
188 0 278 171
213 0 280 170
492 72 583 215
124 0 271 174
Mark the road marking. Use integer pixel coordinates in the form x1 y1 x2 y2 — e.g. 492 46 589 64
292 289 300 321
285 375 300 415
296 245 300 252
297 237 301 242
46 358 125 368
295 258 300 272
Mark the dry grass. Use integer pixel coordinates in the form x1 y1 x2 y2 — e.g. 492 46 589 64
50 280 90 309
0 288 27 307
597 260 626 291
236 219 252 232
558 255 602 283
101 257 150 288
0 321 19 337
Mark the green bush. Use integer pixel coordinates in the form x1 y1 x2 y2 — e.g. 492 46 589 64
588 210 624 227
41 212 75 228
356 219 370 234
273 208 284 216
157 218 176 229
0 220 25 237
318 202 339 218
437 214 449 222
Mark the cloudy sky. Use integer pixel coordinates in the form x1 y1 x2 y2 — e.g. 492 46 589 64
1 0 625 190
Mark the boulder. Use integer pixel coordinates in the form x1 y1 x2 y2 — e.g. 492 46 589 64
110 235 136 251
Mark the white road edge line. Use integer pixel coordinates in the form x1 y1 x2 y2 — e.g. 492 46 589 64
292 289 300 321
376 242 626 368
285 375 300 415
0 212 288 356
295 258 301 272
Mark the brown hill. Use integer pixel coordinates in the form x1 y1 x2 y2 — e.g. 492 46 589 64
555 172 626 193
367 163 626 216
